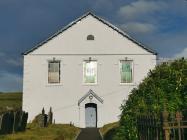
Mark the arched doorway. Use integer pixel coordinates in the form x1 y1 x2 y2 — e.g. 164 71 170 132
85 103 97 127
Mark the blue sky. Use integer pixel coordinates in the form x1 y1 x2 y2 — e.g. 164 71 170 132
0 0 187 92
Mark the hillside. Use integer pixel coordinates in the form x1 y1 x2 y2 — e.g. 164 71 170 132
0 92 22 113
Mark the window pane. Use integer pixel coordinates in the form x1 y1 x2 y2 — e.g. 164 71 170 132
49 63 54 72
120 60 132 83
87 35 94 40
48 61 60 83
49 72 60 83
84 61 97 83
53 63 60 72
49 62 60 72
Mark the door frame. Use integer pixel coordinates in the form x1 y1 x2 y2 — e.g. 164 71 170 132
85 103 97 128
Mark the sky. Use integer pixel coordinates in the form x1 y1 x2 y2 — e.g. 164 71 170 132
0 0 187 92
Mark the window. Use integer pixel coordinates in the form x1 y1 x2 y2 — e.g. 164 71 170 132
120 60 133 83
83 60 97 84
87 35 94 40
48 61 60 83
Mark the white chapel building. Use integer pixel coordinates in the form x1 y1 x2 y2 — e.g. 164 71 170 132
22 12 157 128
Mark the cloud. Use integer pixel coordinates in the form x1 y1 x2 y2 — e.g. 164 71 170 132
174 47 187 58
120 22 156 34
115 0 187 58
6 58 23 67
118 0 166 20
0 0 187 92
145 29 187 58
0 72 22 92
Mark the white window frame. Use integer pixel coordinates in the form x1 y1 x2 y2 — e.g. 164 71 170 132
83 60 98 85
46 58 63 86
119 59 134 85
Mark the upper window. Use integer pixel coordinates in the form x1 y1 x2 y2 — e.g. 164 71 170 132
83 60 97 84
87 35 94 40
120 60 133 83
48 61 60 83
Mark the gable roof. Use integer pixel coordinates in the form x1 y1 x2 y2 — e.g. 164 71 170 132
78 89 104 106
23 12 157 55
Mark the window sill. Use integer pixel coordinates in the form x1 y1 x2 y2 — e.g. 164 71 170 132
46 83 63 86
82 83 98 86
119 83 136 86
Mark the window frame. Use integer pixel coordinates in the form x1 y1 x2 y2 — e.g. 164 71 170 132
119 59 134 84
47 60 61 85
83 60 98 85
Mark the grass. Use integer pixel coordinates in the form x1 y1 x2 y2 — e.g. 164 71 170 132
0 92 22 113
0 93 80 139
99 122 119 140
0 124 80 140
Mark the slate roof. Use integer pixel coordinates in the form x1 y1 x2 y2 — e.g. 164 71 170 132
23 12 157 55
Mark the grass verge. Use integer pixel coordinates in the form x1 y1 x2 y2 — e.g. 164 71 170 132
0 124 80 140
99 122 119 140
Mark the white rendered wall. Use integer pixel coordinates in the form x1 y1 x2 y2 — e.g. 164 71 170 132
23 54 156 127
23 15 157 128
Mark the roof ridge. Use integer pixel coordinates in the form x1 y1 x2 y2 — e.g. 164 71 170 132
23 12 157 55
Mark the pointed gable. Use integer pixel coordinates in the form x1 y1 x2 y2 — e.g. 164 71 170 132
23 12 157 55
78 89 104 106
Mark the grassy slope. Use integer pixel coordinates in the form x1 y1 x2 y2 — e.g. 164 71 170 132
0 124 80 140
0 93 80 139
100 122 119 140
0 92 22 112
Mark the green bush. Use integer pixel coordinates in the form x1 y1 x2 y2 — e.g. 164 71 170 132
113 58 187 140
